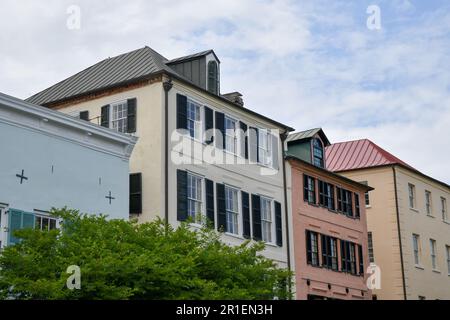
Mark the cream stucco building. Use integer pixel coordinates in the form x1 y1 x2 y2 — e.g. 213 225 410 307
26 47 294 268
326 139 450 300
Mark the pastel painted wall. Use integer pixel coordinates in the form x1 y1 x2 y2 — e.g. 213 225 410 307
288 160 371 300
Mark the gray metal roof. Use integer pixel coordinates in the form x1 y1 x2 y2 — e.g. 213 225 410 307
166 50 219 64
287 128 331 145
26 47 177 106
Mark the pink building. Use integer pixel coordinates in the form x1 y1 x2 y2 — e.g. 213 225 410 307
286 129 373 300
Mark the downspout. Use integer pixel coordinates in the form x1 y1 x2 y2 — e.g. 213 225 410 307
163 79 173 233
393 165 407 300
280 131 292 297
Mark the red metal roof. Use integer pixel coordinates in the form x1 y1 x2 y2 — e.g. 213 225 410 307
325 139 414 172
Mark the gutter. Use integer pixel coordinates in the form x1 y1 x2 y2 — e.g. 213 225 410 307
163 78 173 232
280 131 292 297
392 165 407 300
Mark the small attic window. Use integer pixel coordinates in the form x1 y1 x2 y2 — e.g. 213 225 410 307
313 138 325 168
207 61 219 95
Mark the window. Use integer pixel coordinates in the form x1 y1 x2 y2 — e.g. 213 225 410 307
321 235 338 271
368 232 375 263
337 188 353 217
446 245 450 275
312 138 324 168
430 239 437 270
413 234 421 266
442 197 448 221
224 116 238 154
306 231 319 267
360 181 370 206
187 99 202 140
341 240 357 275
187 173 203 223
225 186 239 235
355 193 361 218
111 101 128 133
304 175 316 204
358 245 364 275
34 214 58 231
319 181 335 210
408 184 416 209
258 129 273 167
261 197 273 243
425 191 432 216
207 61 219 95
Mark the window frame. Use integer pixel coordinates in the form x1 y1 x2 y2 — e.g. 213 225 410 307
260 196 274 244
304 175 316 205
321 234 338 271
425 190 433 216
441 197 448 222
430 239 438 270
446 245 450 275
110 100 129 133
318 180 335 211
413 234 421 266
225 185 240 236
187 98 203 142
187 172 204 225
258 128 273 168
33 210 59 232
307 231 320 267
368 232 375 263
224 115 238 155
312 138 324 168
408 183 416 209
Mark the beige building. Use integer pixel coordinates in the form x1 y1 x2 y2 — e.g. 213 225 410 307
326 139 450 300
26 47 294 268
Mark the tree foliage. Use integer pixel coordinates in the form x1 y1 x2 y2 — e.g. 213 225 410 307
0 208 291 300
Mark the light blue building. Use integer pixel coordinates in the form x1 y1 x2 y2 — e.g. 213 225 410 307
0 92 137 247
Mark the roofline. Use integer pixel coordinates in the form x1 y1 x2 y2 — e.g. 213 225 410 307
166 49 221 64
288 128 331 146
0 92 138 147
39 69 294 132
333 163 450 191
286 155 374 192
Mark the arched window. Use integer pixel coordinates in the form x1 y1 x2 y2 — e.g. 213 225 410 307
207 61 219 95
313 138 324 168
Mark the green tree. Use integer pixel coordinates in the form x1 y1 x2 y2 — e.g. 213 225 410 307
0 208 292 300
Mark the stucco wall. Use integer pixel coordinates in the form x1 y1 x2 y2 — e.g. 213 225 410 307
289 160 371 300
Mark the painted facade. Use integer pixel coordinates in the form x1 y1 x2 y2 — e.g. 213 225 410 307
326 140 450 300
0 92 137 248
27 47 294 267
287 129 372 300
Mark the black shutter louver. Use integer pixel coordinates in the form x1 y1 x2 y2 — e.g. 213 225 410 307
204 106 214 144
176 94 188 130
205 179 215 227
216 183 226 232
275 201 282 247
129 173 142 214
240 122 248 159
242 191 251 239
127 98 137 133
79 111 89 121
303 175 309 202
252 194 262 241
177 170 188 222
101 105 110 128
306 231 312 265
215 112 225 149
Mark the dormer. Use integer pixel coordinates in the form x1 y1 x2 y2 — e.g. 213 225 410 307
167 50 220 95
286 128 331 169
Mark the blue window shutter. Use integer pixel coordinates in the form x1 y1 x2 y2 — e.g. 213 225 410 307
23 212 35 229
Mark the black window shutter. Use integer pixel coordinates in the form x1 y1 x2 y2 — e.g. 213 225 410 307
358 244 364 275
101 105 110 128
275 201 282 247
242 191 251 239
303 175 309 202
216 183 226 232
127 98 137 133
252 194 262 241
318 181 324 206
321 234 327 267
306 231 312 264
215 112 225 149
177 170 188 222
205 179 215 227
240 122 248 159
129 173 142 214
204 106 214 144
79 111 89 121
176 94 188 130
249 127 259 163
272 133 279 169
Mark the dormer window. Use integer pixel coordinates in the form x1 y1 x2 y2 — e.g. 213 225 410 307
208 61 219 95
313 138 324 168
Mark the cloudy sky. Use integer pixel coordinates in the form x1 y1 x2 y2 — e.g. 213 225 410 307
1 0 449 183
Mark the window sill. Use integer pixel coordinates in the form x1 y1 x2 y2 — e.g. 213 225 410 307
224 232 245 240
443 220 450 225
426 214 435 219
365 205 372 209
264 242 280 248
415 264 425 270
410 208 419 213
432 269 441 274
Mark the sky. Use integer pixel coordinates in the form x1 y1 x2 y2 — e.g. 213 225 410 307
0 0 449 183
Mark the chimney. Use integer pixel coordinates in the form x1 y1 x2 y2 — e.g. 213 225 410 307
222 92 244 107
